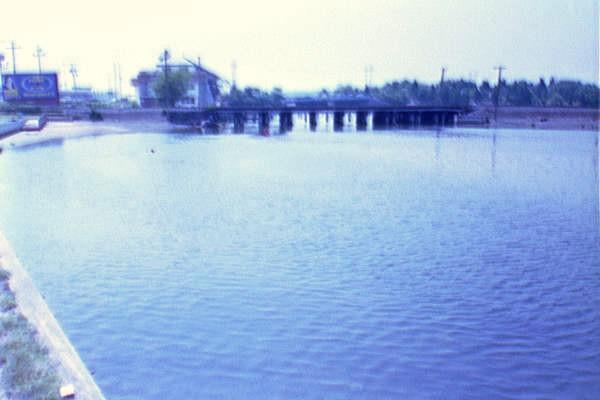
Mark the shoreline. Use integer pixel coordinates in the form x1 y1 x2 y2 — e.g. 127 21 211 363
0 106 597 152
460 106 599 131
0 231 104 400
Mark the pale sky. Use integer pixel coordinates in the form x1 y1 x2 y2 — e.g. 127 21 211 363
0 0 597 95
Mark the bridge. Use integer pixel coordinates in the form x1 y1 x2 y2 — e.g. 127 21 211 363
165 98 469 133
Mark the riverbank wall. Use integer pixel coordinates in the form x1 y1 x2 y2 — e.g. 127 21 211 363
0 231 104 400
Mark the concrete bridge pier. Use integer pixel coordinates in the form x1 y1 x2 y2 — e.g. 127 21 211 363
392 112 401 128
233 112 246 133
309 112 318 131
444 112 456 126
259 112 271 134
279 111 293 133
397 112 410 127
334 111 345 131
356 111 368 131
373 111 390 130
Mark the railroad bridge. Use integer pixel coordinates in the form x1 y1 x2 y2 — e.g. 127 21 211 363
165 97 469 133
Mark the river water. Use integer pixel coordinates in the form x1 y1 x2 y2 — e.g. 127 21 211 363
0 125 598 399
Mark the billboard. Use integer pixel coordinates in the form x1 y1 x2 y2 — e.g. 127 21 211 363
2 73 59 105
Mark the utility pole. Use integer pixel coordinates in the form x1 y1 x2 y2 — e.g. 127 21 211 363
493 65 506 123
160 49 170 79
34 46 45 75
113 63 118 99
7 41 20 74
118 63 122 99
158 49 171 106
69 64 78 89
231 60 237 89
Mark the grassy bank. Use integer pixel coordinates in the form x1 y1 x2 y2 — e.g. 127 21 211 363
0 268 62 400
0 232 104 400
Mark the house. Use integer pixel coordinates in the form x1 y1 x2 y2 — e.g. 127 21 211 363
131 58 222 108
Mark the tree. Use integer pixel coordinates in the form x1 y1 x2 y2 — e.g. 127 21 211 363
153 69 192 107
334 85 362 97
534 78 548 106
222 86 285 107
506 81 533 106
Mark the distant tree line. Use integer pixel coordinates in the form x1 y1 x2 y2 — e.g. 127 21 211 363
208 78 600 109
336 78 599 108
222 86 286 107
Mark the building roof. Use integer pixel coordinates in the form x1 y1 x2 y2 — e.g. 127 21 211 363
132 59 222 87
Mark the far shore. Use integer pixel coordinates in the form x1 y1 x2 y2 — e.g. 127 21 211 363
463 106 599 131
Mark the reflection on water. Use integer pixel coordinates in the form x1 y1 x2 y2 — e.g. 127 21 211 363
0 126 598 400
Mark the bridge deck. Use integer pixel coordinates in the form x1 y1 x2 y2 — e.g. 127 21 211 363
167 105 468 114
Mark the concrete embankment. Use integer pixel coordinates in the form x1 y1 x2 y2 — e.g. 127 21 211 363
0 231 104 400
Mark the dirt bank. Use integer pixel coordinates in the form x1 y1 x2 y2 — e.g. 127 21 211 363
462 106 599 131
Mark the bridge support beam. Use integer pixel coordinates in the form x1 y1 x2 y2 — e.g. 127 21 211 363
309 112 317 131
373 111 390 130
444 112 456 126
334 111 345 131
356 111 368 131
233 112 246 133
279 111 293 133
259 112 271 135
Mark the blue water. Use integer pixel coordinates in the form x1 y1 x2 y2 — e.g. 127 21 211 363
0 126 599 399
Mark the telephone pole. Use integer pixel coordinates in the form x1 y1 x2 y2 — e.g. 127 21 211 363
231 60 237 89
159 49 170 79
69 64 78 89
118 63 122 99
7 41 20 74
34 46 45 75
493 65 506 123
